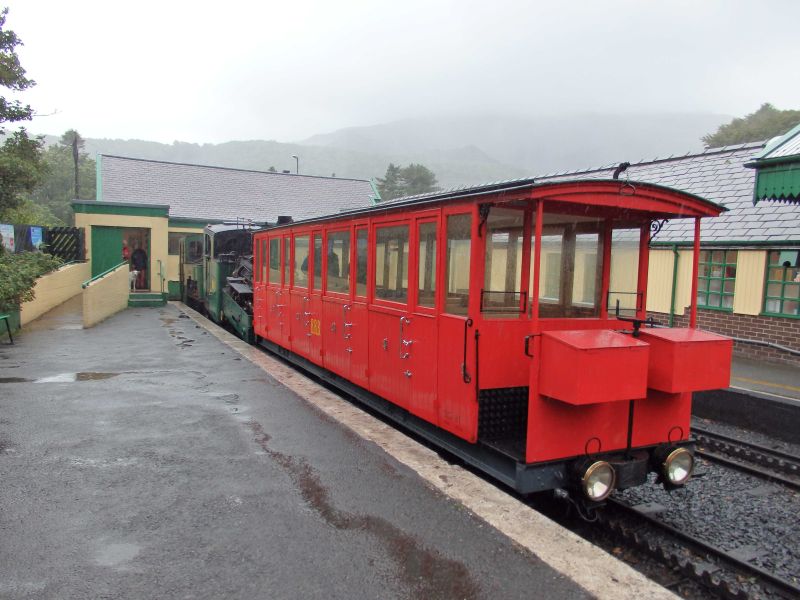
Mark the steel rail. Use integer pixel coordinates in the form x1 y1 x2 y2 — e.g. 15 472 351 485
606 498 800 599
696 449 800 492
692 426 800 466
692 427 800 490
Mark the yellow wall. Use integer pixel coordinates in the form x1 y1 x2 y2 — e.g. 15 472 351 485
166 227 204 283
733 250 767 315
20 262 91 325
82 263 129 328
74 213 169 292
647 248 769 318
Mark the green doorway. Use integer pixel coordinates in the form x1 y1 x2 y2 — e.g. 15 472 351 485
91 226 150 289
91 226 124 277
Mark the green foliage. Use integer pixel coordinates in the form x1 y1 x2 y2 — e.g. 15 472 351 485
0 249 62 311
0 197 63 226
0 128 45 212
0 8 34 131
703 103 800 148
0 8 44 213
28 133 96 222
376 163 439 201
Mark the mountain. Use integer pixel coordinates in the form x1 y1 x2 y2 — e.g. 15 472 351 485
303 113 731 176
42 136 526 190
40 112 730 191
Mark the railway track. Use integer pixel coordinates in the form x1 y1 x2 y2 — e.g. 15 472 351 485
601 498 800 600
692 426 800 491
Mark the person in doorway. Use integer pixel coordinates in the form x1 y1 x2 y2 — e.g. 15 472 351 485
131 241 148 290
122 239 131 262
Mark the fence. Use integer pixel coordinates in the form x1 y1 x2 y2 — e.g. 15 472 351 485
44 227 85 262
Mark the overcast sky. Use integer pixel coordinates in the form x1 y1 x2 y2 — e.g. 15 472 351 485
5 0 800 144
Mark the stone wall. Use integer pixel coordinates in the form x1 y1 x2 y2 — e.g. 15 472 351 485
20 262 91 326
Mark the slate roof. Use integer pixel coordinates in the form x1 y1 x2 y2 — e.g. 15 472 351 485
386 141 800 245
749 123 800 161
98 155 377 223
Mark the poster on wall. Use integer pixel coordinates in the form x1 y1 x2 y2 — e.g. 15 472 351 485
0 224 14 252
30 226 43 249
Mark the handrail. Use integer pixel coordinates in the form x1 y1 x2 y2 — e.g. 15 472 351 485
82 262 127 289
156 259 165 294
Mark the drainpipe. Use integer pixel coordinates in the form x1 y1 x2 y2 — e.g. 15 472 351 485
669 244 679 327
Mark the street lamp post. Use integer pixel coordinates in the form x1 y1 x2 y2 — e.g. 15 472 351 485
291 155 299 174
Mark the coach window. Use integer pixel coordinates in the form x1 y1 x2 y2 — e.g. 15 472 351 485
268 238 280 284
326 230 351 294
294 235 309 288
538 213 603 318
260 239 268 283
483 207 525 317
311 233 322 291
283 238 291 286
444 214 471 315
417 221 437 308
375 224 409 303
608 228 641 316
355 228 368 297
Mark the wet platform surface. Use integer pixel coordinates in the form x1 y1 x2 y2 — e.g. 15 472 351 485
730 356 800 403
0 302 594 599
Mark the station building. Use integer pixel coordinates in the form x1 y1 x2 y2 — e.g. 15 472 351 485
73 155 378 299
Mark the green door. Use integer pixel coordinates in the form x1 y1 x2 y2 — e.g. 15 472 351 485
91 226 124 277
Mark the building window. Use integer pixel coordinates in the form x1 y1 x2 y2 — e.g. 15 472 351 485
168 232 186 255
764 250 800 317
697 249 736 310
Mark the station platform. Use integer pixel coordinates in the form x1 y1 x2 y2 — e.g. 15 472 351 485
0 300 673 600
730 356 800 404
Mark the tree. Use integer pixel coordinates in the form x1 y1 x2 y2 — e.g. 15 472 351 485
400 163 439 197
703 103 800 148
0 8 44 213
376 163 439 201
376 163 402 200
28 132 96 223
0 198 63 226
60 129 84 198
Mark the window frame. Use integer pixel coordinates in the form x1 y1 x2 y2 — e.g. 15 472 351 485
762 249 800 318
696 248 737 312
372 219 411 308
413 215 439 315
291 231 311 290
323 226 353 298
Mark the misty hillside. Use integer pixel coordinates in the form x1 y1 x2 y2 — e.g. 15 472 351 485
46 112 730 190
304 113 731 176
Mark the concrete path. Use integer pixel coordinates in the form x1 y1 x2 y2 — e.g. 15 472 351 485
0 302 673 599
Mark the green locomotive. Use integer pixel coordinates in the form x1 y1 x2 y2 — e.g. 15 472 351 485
179 224 256 343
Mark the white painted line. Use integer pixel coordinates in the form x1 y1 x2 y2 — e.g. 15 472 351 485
175 303 676 600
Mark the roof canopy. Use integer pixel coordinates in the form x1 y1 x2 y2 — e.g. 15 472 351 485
275 178 723 230
746 123 800 204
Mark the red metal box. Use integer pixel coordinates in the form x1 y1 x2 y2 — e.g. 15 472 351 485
637 328 732 393
539 330 649 405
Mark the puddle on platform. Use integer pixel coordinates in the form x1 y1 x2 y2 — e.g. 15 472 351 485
34 372 120 383
0 377 31 383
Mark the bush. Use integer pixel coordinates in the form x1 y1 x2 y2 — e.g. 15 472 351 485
0 249 63 312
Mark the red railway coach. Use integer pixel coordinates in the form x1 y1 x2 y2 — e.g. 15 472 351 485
251 179 733 507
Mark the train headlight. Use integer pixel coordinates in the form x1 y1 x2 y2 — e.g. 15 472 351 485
581 461 616 501
663 447 694 486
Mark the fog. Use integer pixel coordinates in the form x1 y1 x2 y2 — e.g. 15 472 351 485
6 0 800 143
